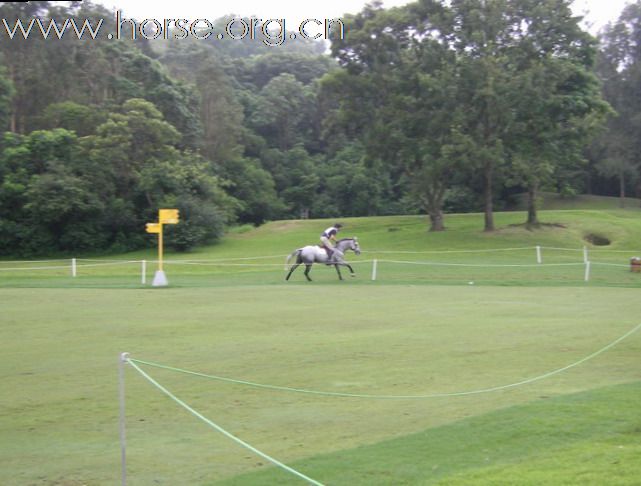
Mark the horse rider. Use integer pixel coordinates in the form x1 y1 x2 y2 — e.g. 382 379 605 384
320 223 343 262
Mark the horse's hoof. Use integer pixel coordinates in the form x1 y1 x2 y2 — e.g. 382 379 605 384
351 274 356 278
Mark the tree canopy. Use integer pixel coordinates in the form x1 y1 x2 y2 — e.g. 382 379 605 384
0 0 637 255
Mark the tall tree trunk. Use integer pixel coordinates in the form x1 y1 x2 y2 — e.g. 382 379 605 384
423 182 446 232
428 208 445 231
526 182 539 226
483 160 494 231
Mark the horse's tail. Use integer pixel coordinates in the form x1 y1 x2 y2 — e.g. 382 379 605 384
285 249 301 270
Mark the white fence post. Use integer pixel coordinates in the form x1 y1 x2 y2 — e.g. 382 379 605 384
71 258 77 277
141 260 147 285
119 352 130 486
584 261 591 282
583 246 588 264
371 259 378 281
536 246 542 264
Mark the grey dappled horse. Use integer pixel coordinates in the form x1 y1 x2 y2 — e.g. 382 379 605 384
285 238 361 281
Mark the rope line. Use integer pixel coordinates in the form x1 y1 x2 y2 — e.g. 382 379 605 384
3 246 641 265
166 261 323 267
165 254 290 262
77 259 138 263
3 248 640 273
165 260 371 267
380 260 585 268
129 321 641 400
1 260 636 272
0 261 137 271
0 259 70 263
573 249 641 254
76 261 141 268
0 260 615 271
165 261 281 267
126 358 324 486
0 265 70 271
362 247 536 254
592 262 630 268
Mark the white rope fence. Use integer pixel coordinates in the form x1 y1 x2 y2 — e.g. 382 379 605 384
1 245 640 284
127 321 641 399
377 260 583 268
119 319 640 483
120 353 324 486
361 247 536 254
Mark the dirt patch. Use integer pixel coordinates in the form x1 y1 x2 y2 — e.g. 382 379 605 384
584 233 611 246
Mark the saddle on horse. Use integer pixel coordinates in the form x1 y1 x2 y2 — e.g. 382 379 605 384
319 245 334 263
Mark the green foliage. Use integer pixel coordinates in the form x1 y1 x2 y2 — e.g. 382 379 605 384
25 161 105 249
38 101 106 136
314 142 389 217
594 1 641 200
0 99 237 255
0 128 93 254
249 74 311 151
164 195 227 252
0 61 14 131
0 0 635 254
231 52 334 91
327 0 610 231
140 151 240 251
217 156 285 225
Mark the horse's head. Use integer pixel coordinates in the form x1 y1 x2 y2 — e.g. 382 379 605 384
351 237 361 255
336 237 361 256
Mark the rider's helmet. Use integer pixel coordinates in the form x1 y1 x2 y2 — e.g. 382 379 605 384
334 223 343 229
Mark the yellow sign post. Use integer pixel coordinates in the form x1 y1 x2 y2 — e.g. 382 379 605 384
159 209 179 224
146 209 179 286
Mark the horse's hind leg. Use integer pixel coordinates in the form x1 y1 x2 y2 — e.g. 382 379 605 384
304 264 313 281
285 264 300 281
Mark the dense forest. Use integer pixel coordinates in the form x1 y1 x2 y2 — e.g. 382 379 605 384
0 0 640 255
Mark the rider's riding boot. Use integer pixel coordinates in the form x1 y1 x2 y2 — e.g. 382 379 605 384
326 249 333 264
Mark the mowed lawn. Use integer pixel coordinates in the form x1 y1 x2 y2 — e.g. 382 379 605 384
1 283 640 485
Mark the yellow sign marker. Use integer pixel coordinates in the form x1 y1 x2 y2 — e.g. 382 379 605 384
159 209 180 224
146 209 180 286
146 223 161 234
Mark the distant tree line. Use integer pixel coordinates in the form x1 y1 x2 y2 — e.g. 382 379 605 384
0 0 639 255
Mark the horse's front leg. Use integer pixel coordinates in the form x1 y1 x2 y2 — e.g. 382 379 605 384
334 264 343 280
344 263 355 277
304 264 313 281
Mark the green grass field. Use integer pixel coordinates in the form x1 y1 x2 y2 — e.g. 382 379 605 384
1 209 641 485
